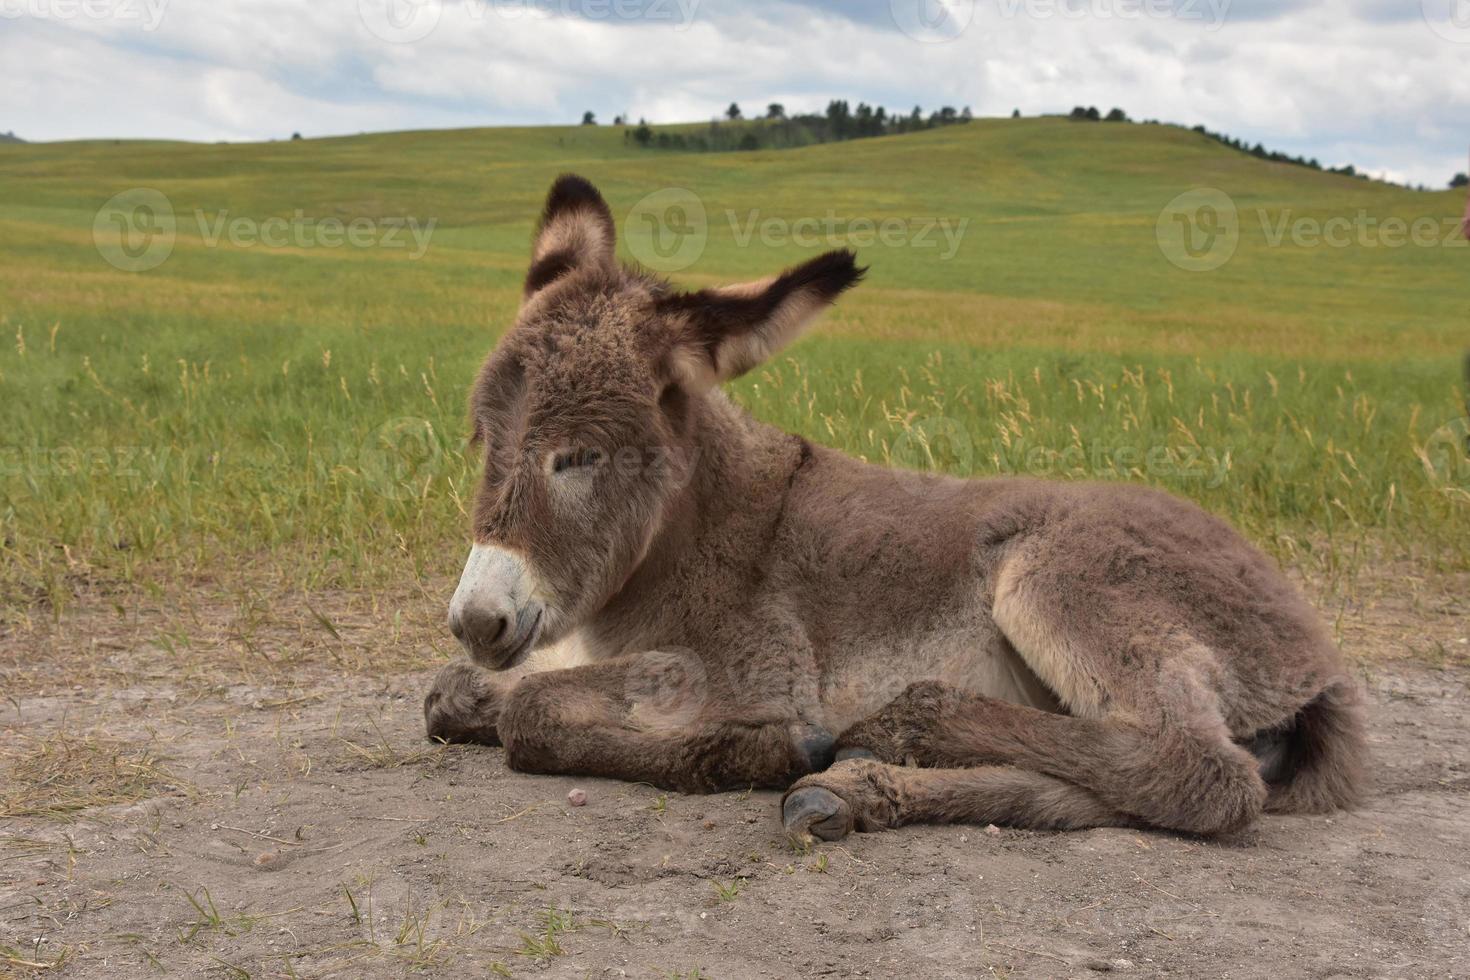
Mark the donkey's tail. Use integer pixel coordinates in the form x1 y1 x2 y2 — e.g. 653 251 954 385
1258 681 1368 814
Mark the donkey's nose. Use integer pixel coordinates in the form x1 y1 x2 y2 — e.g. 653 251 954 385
450 543 542 668
449 605 509 649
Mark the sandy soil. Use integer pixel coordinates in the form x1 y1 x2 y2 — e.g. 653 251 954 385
1 574 1467 979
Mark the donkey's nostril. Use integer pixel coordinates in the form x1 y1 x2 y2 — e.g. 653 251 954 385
460 608 509 647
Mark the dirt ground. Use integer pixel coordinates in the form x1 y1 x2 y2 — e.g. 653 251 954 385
2 571 1467 979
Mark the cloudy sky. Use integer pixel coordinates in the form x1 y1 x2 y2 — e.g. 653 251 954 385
3 0 1467 186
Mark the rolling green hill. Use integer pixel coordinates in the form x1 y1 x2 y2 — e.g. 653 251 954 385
1 119 1465 601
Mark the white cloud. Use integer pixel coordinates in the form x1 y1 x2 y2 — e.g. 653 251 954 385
0 0 1465 186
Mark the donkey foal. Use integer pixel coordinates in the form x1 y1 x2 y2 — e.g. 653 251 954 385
423 175 1366 842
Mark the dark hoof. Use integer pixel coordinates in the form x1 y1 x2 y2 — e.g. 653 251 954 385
791 723 836 773
834 746 877 762
782 786 854 843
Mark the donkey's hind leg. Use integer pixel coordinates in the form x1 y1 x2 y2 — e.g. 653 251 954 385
834 672 1266 836
782 758 1127 842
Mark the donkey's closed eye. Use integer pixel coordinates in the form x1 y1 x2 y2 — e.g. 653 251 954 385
551 448 605 473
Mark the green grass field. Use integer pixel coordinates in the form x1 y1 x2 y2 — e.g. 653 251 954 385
1 118 1466 611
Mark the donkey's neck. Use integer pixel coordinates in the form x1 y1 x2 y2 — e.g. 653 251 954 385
589 391 804 652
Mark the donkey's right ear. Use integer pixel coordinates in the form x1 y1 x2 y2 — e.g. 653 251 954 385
524 174 616 298
657 249 864 391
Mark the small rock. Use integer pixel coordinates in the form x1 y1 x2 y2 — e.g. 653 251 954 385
985 824 1002 836
1086 959 1134 973
567 788 588 807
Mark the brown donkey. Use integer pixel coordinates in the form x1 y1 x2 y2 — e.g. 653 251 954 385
424 175 1366 842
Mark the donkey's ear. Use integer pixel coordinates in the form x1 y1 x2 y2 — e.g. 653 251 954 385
659 249 864 389
524 174 616 298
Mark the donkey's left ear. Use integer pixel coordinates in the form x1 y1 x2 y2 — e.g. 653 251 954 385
658 249 865 389
524 174 617 298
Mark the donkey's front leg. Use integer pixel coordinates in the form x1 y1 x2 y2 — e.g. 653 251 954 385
497 653 835 793
423 658 519 745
